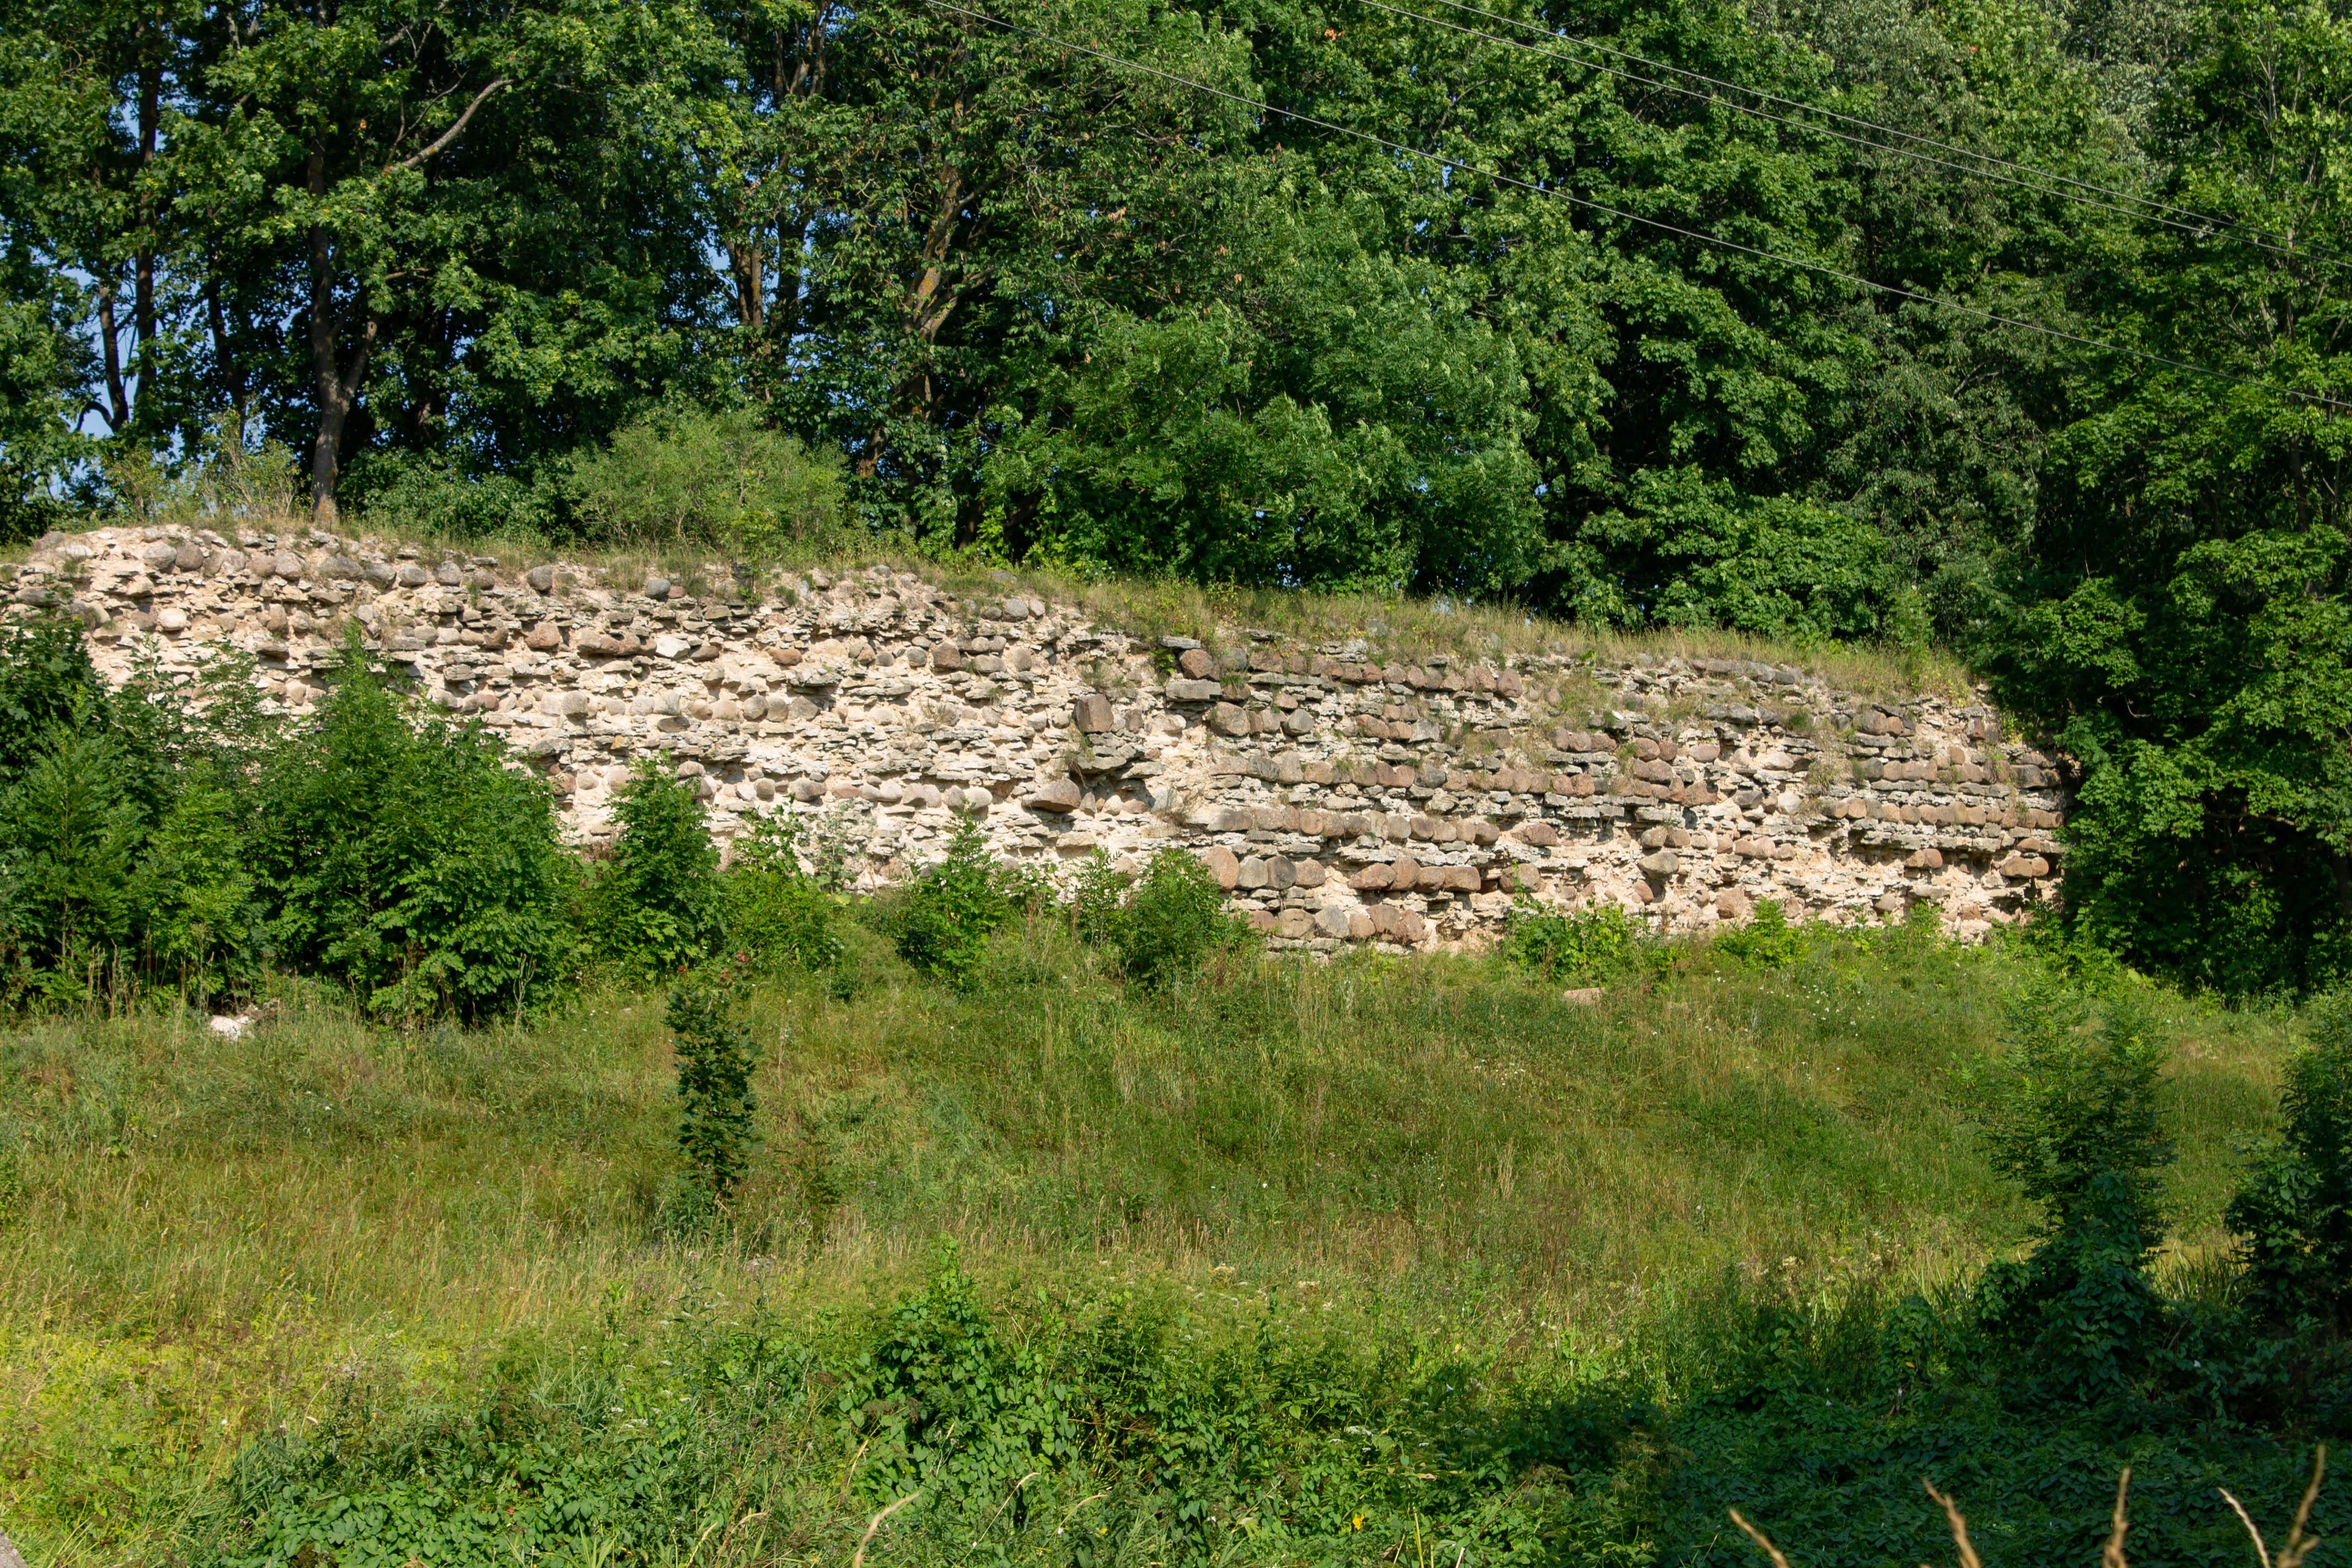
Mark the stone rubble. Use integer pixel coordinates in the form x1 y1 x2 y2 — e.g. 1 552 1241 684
11 525 2069 954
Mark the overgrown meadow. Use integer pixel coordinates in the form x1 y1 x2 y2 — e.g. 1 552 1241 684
2 612 2349 1566
4 908 2347 1566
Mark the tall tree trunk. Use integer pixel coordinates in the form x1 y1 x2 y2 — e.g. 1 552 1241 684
305 149 374 525
96 280 130 431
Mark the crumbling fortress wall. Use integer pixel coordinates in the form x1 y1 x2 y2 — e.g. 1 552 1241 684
13 525 2067 951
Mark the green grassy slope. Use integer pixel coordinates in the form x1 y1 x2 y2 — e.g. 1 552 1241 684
0 924 2312 1566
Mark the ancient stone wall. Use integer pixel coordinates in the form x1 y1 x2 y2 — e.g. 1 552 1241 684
12 524 2067 951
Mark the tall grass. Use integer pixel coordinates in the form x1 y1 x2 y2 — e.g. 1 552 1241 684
0 924 2298 1562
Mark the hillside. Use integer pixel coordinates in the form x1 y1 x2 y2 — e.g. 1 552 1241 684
0 910 2329 1567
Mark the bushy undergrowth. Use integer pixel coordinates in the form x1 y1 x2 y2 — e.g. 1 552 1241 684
165 1253 2352 1568
1499 898 1649 985
0 613 861 1017
1072 847 1254 990
886 820 1044 988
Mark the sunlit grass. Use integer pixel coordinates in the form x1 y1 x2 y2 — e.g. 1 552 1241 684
0 921 2296 1562
12 506 1980 701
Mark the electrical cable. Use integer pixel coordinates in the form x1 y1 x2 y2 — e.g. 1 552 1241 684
1403 0 2348 266
918 0 2352 412
1344 0 2334 267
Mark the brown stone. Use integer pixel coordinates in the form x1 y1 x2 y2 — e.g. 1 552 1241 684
1906 847 1943 869
1267 856 1298 890
1294 858 1327 889
932 642 964 671
1072 693 1115 732
1237 856 1269 889
1513 821 1559 847
1440 865 1480 892
1352 863 1394 891
1210 702 1250 736
1391 855 1422 890
1201 845 1240 889
1028 778 1081 812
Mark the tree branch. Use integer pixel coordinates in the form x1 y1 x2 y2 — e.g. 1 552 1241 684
390 78 511 171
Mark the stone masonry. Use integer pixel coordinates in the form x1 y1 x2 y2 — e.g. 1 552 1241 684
10 525 2067 953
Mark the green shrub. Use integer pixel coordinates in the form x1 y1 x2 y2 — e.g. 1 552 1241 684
1500 899 1646 986
0 612 105 787
251 649 576 1022
586 758 724 976
668 982 758 1209
1069 848 1131 949
1714 899 1811 970
720 812 845 976
1094 847 1251 991
138 780 264 1004
345 452 559 541
1967 980 2174 1402
2228 993 2352 1333
566 406 844 553
0 722 145 1003
891 820 1026 988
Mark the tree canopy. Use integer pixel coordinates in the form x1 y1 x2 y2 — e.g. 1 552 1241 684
3 0 2350 990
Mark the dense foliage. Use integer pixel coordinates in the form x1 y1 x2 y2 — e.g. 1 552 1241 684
0 612 862 1016
7 0 2346 989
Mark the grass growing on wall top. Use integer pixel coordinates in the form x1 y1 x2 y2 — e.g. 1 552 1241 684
10 512 1982 703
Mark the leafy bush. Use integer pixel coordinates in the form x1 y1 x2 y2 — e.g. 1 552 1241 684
1716 899 1812 970
567 406 844 553
251 650 576 1022
2228 994 2352 1333
890 820 1027 988
1967 981 2174 1402
1098 848 1250 990
0 612 104 786
586 758 724 976
1500 900 1647 986
346 452 559 541
1069 848 1131 949
668 983 758 1209
0 722 145 1001
134 780 263 1004
719 812 845 976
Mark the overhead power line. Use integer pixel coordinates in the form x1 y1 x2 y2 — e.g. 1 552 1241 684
919 0 2352 413
1346 0 2335 268
1403 0 2345 268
